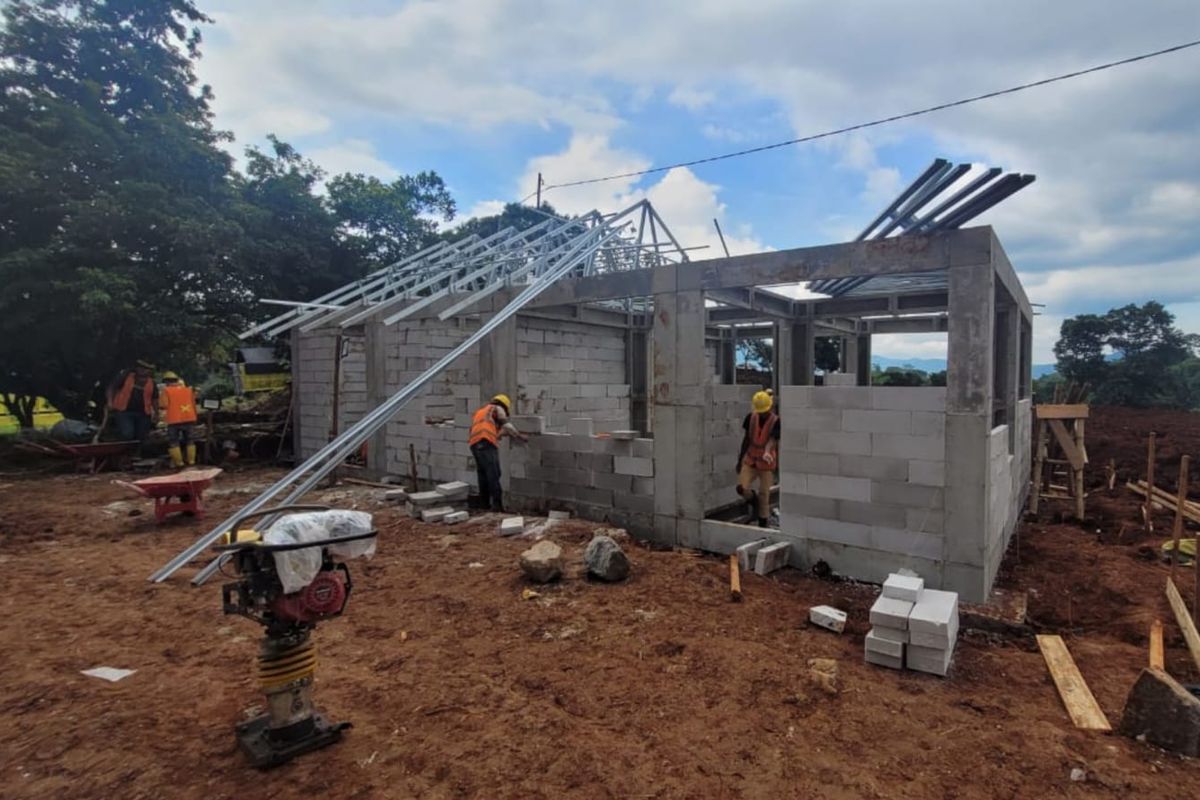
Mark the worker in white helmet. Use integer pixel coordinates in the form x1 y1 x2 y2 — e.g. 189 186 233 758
736 390 780 527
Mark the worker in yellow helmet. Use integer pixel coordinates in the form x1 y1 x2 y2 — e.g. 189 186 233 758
736 389 781 527
158 371 198 468
467 393 528 512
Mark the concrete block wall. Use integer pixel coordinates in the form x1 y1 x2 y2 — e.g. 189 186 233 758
704 384 759 511
293 329 367 457
504 429 656 534
516 317 631 432
778 385 952 589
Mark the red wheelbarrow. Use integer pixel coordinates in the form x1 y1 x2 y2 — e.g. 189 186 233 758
114 467 223 523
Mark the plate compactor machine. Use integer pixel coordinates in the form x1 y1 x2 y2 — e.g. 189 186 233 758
214 505 377 769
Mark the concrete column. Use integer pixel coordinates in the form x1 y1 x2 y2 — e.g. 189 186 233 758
651 289 707 547
790 322 815 385
290 328 303 458
479 315 518 408
942 261 995 603
856 334 872 386
719 333 735 384
365 320 390 475
774 321 793 387
841 336 859 377
628 327 649 433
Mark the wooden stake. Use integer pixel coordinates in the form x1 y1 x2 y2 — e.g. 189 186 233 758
1073 419 1086 521
1171 454 1190 581
1149 619 1164 670
1030 419 1047 514
1166 577 1200 673
1145 432 1157 532
729 554 742 602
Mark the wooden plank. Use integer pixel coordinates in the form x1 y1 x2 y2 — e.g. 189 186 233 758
1172 455 1190 581
1035 634 1112 731
1166 578 1200 674
1146 433 1157 533
1035 404 1090 420
729 554 742 603
1150 620 1164 670
1047 419 1085 471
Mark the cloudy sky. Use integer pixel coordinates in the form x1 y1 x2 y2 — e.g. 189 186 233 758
196 0 1200 363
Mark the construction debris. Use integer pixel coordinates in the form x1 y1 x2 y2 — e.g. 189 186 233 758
735 539 767 573
808 605 847 634
81 667 136 683
444 511 469 525
753 542 790 576
499 517 525 537
421 506 454 523
384 488 408 503
807 658 839 695
1037 634 1111 731
435 481 470 502
584 534 629 582
519 540 563 584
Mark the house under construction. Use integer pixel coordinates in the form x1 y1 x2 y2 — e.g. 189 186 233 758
153 160 1035 603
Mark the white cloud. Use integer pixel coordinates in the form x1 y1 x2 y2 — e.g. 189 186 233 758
871 333 948 360
307 139 399 181
463 199 507 221
667 86 715 111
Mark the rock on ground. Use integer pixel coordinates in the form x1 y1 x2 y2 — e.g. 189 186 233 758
519 540 563 584
584 534 630 582
1119 667 1200 757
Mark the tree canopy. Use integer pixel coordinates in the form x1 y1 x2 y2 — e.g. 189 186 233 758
0 1 459 426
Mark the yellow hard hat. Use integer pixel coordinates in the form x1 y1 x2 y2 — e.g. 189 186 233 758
752 391 773 413
162 371 180 381
492 393 512 412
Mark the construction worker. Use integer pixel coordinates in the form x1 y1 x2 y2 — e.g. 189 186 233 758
106 360 158 452
468 394 527 512
736 390 781 528
159 372 198 467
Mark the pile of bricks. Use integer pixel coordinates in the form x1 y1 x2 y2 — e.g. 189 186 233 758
404 481 472 525
865 573 959 676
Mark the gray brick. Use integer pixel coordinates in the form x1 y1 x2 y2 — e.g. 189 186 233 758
837 499 908 529
541 450 579 469
591 471 632 492
780 472 807 494
806 517 871 547
807 430 871 456
810 387 873 410
614 455 654 477
842 409 911 434
871 387 946 412
871 481 944 509
781 493 838 519
906 507 945 534
871 526 944 560
790 408 842 431
754 542 791 575
613 493 654 513
632 438 655 458
871 433 944 461
779 452 838 475
630 477 655 496
910 411 945 437
908 459 946 487
805 474 871 502
837 455 909 482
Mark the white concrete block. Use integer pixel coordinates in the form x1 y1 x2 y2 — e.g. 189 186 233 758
870 387 946 412
910 620 958 650
807 430 871 456
409 491 444 507
805 474 871 502
906 643 953 676
882 573 925 603
869 595 914 630
865 628 905 659
864 649 904 670
754 541 791 575
822 372 857 386
421 506 455 523
567 417 594 437
548 509 571 520
871 433 944 461
908 588 959 641
444 511 469 524
808 605 847 633
435 481 471 499
610 430 638 440
869 625 909 644
498 516 525 536
735 539 768 572
910 411 945 437
384 488 409 502
842 409 911 434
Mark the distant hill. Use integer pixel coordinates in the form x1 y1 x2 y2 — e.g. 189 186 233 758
872 356 1057 379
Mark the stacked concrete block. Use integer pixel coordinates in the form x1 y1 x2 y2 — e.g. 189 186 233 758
435 481 470 502
703 384 760 512
777 385 953 588
822 372 858 387
906 588 959 676
517 318 632 432
864 574 959 677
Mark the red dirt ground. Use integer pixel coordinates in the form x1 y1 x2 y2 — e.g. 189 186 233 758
1 405 1198 799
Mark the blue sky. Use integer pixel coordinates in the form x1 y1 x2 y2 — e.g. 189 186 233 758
197 0 1200 363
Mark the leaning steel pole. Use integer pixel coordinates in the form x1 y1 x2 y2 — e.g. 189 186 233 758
148 214 633 584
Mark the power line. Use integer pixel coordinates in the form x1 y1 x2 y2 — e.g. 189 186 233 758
525 37 1200 198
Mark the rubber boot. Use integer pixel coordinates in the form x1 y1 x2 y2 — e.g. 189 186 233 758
168 446 184 468
758 517 769 528
185 444 197 466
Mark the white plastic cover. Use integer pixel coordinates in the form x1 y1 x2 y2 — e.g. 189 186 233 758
263 510 376 594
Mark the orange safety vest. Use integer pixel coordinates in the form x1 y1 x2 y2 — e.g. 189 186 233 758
468 404 500 447
743 412 779 470
160 384 197 424
109 372 155 414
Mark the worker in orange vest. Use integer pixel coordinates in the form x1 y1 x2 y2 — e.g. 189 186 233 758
159 371 198 468
106 360 158 453
736 390 781 528
468 394 527 512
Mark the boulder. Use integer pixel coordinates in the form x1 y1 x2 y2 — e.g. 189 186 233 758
584 534 630 582
519 540 563 584
1119 667 1200 756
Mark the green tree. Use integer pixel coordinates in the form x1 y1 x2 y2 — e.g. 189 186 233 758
1054 302 1199 407
0 0 245 423
327 172 455 266
815 337 841 373
443 201 558 242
